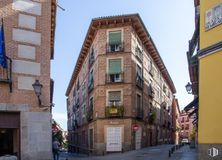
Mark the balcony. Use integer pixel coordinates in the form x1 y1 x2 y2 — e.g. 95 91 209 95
135 46 143 62
106 72 124 84
105 105 124 118
148 84 155 98
148 111 156 124
106 42 124 53
0 56 12 92
149 69 154 77
136 74 143 89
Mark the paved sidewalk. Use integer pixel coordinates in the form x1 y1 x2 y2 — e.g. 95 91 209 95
170 145 197 160
58 144 197 160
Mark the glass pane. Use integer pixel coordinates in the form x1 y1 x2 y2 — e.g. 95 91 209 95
136 65 142 76
108 59 121 74
109 31 121 45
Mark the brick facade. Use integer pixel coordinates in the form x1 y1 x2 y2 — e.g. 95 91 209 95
0 0 56 159
66 14 176 155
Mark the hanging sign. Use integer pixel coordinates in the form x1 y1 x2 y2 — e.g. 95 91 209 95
205 3 222 31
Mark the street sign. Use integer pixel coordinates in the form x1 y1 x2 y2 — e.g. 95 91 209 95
133 124 139 131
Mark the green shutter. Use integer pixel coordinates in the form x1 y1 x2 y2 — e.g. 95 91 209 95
109 31 121 45
108 59 121 74
109 91 121 101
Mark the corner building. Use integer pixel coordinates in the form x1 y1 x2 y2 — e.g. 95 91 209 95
66 14 176 155
0 0 56 159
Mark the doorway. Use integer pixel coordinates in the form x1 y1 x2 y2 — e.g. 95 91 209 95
0 129 19 156
89 128 93 150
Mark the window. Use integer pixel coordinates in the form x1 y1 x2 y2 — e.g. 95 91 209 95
107 59 122 83
108 31 122 52
89 47 95 67
186 124 189 130
137 94 142 110
77 78 80 90
136 64 142 77
87 97 94 121
108 91 121 106
72 87 76 97
82 131 86 144
89 97 93 110
181 117 184 122
149 60 154 76
136 94 143 118
88 70 94 92
136 65 143 88
163 85 166 93
135 45 143 61
82 81 86 98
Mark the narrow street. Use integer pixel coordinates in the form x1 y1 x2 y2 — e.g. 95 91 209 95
59 145 197 160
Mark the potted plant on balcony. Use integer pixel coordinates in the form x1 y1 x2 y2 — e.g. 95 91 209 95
148 111 156 125
105 105 124 117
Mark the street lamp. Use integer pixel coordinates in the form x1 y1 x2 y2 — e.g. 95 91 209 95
32 80 43 105
185 82 192 94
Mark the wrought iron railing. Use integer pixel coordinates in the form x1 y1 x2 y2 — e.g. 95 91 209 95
105 105 124 118
106 72 124 83
106 42 124 53
135 46 143 61
0 56 12 92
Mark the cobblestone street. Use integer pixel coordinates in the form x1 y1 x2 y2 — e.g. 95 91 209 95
58 145 197 160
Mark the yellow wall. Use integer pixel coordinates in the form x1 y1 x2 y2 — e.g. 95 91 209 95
199 51 222 143
198 0 222 144
200 0 222 49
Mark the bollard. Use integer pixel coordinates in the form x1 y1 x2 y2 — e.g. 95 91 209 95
169 150 171 157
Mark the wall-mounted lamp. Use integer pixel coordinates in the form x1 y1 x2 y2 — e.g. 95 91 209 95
32 80 43 106
185 82 192 94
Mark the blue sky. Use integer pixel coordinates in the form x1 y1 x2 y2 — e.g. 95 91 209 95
52 0 195 130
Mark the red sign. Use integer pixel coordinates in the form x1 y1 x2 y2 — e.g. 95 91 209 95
133 124 139 131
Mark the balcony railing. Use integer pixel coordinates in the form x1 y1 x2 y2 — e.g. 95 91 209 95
105 105 124 118
106 42 124 53
136 74 143 89
135 46 143 61
148 84 155 98
149 69 154 77
106 72 124 83
0 56 12 92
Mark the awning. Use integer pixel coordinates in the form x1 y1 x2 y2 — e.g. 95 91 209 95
184 97 198 112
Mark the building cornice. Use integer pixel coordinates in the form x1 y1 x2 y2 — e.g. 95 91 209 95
198 41 222 59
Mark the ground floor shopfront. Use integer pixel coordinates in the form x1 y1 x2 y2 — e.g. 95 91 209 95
0 103 52 160
68 118 172 155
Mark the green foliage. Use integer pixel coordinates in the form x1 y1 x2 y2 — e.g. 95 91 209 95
190 127 197 141
105 106 124 117
148 111 156 124
53 130 64 146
